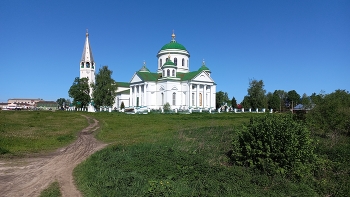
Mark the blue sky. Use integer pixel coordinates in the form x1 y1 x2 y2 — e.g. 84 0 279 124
1 0 349 103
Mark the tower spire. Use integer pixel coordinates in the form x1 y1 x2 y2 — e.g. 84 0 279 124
81 29 94 64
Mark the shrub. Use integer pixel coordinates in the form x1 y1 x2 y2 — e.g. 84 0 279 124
120 101 125 109
307 89 350 136
231 114 316 178
163 102 171 112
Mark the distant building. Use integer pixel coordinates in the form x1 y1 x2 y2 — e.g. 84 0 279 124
36 101 58 110
6 98 44 109
3 98 56 110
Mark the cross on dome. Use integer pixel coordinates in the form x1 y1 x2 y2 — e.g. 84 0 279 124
171 30 176 42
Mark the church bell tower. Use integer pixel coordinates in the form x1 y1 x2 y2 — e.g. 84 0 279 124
80 30 96 112
80 29 95 85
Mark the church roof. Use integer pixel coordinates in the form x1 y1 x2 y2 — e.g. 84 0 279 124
81 30 94 63
160 41 187 51
115 82 130 87
136 71 160 81
198 60 211 72
162 59 176 68
118 89 130 95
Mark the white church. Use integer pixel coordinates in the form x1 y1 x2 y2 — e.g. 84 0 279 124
80 31 216 111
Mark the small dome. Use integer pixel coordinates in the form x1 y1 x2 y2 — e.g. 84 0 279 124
198 60 211 72
162 59 177 68
139 61 150 72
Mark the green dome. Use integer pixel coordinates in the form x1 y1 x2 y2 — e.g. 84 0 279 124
160 41 187 51
162 59 176 68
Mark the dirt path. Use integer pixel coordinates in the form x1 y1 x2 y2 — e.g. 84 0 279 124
0 115 107 197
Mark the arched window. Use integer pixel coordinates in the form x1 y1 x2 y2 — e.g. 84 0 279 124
172 92 176 105
160 59 162 67
81 62 84 68
86 62 90 68
174 58 177 66
172 69 175 76
92 63 94 69
182 58 184 66
167 69 170 76
163 70 165 77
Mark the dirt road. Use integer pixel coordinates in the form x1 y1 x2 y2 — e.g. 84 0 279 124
0 115 107 197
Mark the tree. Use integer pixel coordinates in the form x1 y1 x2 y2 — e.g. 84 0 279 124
231 114 316 178
65 99 71 107
120 101 125 109
247 79 266 109
287 90 301 108
301 93 311 109
92 65 118 108
56 98 66 108
310 92 324 105
307 89 350 135
231 96 237 108
216 91 230 109
274 90 287 112
267 92 280 111
68 77 91 108
241 96 251 108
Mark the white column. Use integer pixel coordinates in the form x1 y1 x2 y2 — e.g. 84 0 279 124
208 86 211 108
203 85 206 108
130 85 133 107
143 84 147 107
134 86 137 107
189 83 191 107
196 84 199 107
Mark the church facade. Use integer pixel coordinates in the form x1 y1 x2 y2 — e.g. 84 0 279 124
80 31 216 111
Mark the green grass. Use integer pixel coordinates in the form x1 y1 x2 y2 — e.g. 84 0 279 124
39 181 61 197
73 112 350 196
0 111 88 157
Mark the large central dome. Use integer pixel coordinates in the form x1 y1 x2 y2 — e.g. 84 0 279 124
160 41 187 51
159 31 188 52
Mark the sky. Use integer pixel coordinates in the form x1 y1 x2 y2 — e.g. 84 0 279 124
0 0 349 103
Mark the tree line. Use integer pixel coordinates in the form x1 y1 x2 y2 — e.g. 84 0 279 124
216 79 324 112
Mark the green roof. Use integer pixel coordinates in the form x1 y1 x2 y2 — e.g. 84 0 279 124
160 41 187 51
162 59 176 68
136 72 161 82
115 82 130 87
198 65 211 72
139 65 150 72
177 70 201 81
118 89 130 95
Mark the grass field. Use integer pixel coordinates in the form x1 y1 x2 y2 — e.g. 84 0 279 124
1 111 349 196
0 111 87 157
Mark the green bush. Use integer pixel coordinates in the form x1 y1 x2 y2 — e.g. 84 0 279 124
120 101 125 109
231 114 316 178
163 102 171 112
307 89 350 136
